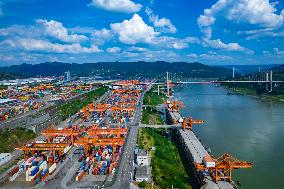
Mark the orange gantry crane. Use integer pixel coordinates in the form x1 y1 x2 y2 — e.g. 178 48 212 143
179 116 205 130
41 129 82 145
165 100 185 112
110 106 136 112
74 137 125 154
87 128 128 136
16 142 70 159
195 153 253 182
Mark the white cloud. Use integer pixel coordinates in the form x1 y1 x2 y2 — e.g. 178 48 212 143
93 28 113 39
91 28 113 45
153 36 201 50
262 48 284 58
238 28 284 39
128 46 148 52
1 38 102 54
111 14 159 44
202 38 254 54
226 0 284 27
273 47 284 56
107 47 121 53
198 0 284 38
36 19 88 43
171 41 187 49
89 0 142 13
187 53 232 61
121 49 180 62
145 7 177 33
0 54 16 61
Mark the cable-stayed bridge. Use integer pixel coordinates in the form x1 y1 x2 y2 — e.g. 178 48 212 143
153 69 284 95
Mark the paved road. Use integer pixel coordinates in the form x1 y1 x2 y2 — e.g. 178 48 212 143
109 91 144 189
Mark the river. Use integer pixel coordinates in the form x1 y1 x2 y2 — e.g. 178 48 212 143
174 84 284 189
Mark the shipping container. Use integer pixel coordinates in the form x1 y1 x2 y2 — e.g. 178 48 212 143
48 163 56 174
76 171 85 182
203 154 215 168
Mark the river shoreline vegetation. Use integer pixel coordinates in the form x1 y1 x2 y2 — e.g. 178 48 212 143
222 70 284 101
141 107 163 125
59 86 108 119
143 88 167 106
142 87 166 125
138 128 191 189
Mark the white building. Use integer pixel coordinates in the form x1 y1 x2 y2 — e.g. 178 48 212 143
64 71 71 82
136 149 149 166
0 153 12 166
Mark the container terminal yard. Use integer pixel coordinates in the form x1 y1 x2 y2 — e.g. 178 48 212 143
0 79 253 189
0 78 96 124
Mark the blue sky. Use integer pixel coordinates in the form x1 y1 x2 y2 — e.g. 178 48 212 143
0 0 284 66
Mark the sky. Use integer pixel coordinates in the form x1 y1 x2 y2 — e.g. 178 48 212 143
0 0 284 66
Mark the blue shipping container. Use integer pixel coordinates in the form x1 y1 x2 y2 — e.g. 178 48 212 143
31 166 39 176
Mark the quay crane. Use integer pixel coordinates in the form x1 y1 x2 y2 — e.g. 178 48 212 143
165 100 185 112
195 153 253 182
179 116 205 130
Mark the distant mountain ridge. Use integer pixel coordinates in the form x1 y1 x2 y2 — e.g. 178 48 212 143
0 72 25 81
0 61 234 79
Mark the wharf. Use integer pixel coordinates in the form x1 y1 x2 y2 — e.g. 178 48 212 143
167 110 235 189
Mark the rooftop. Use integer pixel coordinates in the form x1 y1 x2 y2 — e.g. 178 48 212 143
135 166 148 178
137 149 147 156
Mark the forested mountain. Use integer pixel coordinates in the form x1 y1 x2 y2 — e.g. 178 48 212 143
0 61 232 79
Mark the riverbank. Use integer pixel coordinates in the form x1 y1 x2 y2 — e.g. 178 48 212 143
137 128 191 189
226 87 284 101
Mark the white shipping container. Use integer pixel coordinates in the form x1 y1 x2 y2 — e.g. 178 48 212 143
9 171 19 182
203 155 215 168
204 161 215 168
63 146 71 154
49 163 57 174
39 161 47 170
25 170 30 181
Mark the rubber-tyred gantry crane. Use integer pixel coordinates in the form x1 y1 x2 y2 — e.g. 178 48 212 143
87 127 128 136
41 129 82 145
16 142 70 159
179 116 205 130
74 137 125 154
195 153 253 182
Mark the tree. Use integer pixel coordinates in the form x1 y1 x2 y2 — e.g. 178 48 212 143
138 180 147 188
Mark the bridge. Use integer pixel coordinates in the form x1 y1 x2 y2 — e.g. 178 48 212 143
151 70 284 96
